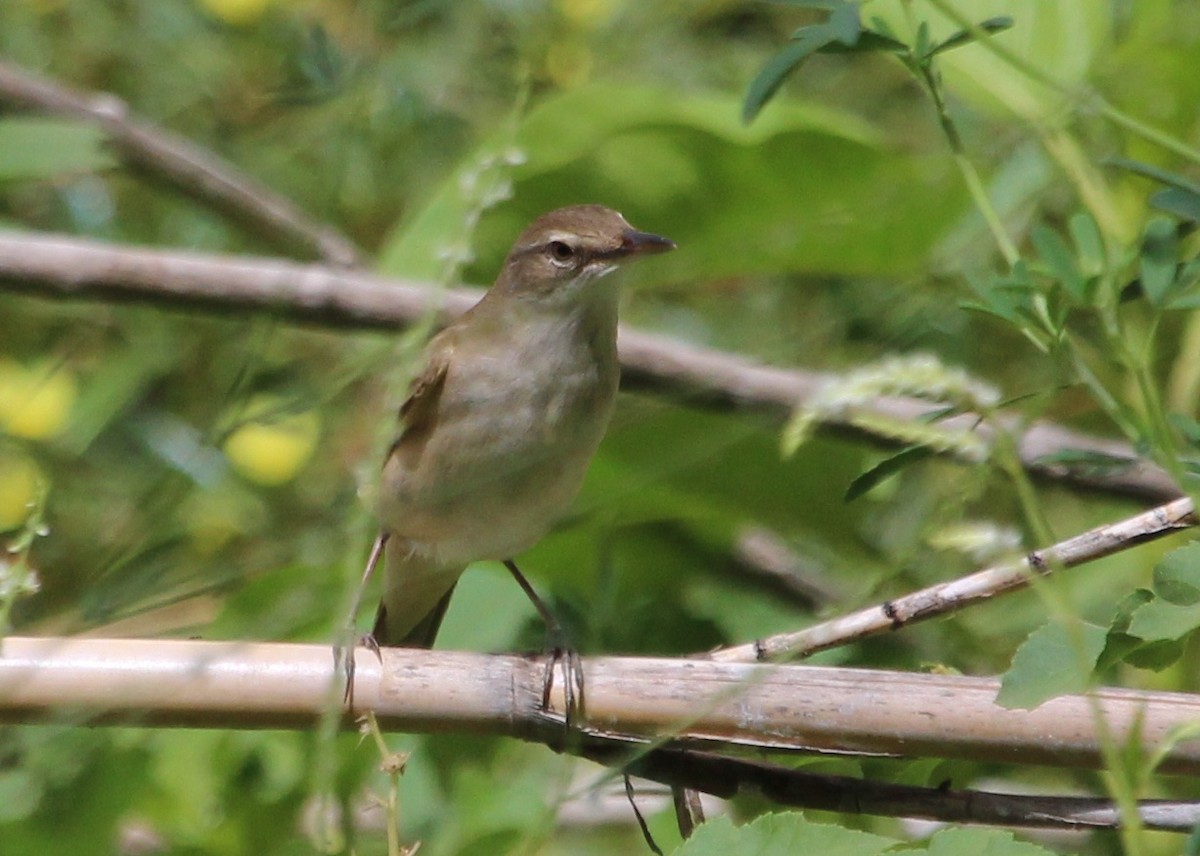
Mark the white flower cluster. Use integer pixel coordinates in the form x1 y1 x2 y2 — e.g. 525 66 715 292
927 521 1024 563
783 353 1001 461
0 556 40 600
436 146 529 280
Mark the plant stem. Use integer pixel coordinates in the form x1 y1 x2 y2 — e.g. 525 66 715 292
916 62 1020 266
924 0 1200 166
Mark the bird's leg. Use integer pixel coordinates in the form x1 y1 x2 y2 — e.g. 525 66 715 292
339 532 389 708
503 559 584 727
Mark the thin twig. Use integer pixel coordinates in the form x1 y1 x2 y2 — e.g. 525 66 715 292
0 61 363 266
580 739 1200 833
711 496 1195 663
0 229 1180 502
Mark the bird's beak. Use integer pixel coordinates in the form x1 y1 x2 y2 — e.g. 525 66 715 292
617 229 676 257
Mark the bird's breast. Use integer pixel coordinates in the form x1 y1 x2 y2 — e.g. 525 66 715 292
377 310 619 564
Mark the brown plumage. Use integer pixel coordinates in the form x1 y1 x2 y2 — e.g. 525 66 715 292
372 205 674 646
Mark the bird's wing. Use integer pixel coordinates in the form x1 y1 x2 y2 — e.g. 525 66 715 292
385 332 453 464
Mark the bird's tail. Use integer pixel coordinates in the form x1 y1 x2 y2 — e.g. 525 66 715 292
372 538 465 648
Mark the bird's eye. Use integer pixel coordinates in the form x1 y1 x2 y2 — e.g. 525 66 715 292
548 240 574 262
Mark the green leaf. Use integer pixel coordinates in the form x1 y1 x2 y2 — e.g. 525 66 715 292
1111 588 1155 635
1175 257 1200 299
1140 217 1179 305
381 84 967 285
743 30 842 124
685 578 808 644
1067 210 1105 279
996 620 1107 710
821 29 908 54
1155 543 1200 605
1109 156 1200 197
844 445 934 502
1151 187 1200 223
673 812 896 856
925 16 1015 59
1123 638 1185 671
926 826 1056 855
1031 224 1085 303
1100 589 1184 672
1170 412 1200 446
745 4 909 122
0 769 43 821
1127 598 1200 642
0 118 117 181
1028 448 1135 478
826 2 862 44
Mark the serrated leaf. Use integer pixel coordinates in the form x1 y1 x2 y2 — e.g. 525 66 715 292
1140 217 1178 306
1111 588 1155 635
1128 598 1200 641
1151 187 1200 224
743 30 841 123
1100 589 1184 672
673 812 896 856
996 620 1107 710
925 16 1015 59
926 826 1056 855
0 118 117 181
844 445 933 502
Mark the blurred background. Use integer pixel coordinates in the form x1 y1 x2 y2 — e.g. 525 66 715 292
0 0 1198 853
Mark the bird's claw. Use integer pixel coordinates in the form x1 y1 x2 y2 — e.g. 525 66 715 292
540 631 585 731
338 633 385 711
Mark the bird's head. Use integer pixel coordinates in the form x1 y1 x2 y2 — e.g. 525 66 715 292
494 204 675 306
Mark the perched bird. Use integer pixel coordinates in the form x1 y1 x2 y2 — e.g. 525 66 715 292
371 204 675 647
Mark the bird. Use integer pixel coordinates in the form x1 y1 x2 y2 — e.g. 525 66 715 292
369 204 675 649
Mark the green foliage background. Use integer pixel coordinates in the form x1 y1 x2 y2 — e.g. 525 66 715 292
1 0 1199 853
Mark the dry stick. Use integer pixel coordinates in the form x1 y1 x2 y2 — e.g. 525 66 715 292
584 742 1200 833
711 496 1196 663
5 637 1200 773
0 229 1181 504
4 637 1200 831
0 61 363 267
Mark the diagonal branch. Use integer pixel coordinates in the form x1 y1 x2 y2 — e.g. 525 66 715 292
594 742 1200 833
711 495 1195 662
0 229 1180 502
0 60 363 267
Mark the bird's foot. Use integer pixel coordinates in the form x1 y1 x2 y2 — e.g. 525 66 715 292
337 632 385 711
540 625 585 731
501 559 585 731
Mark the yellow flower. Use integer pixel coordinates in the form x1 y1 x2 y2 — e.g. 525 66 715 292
222 397 320 487
196 0 272 26
0 360 76 440
0 453 41 532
